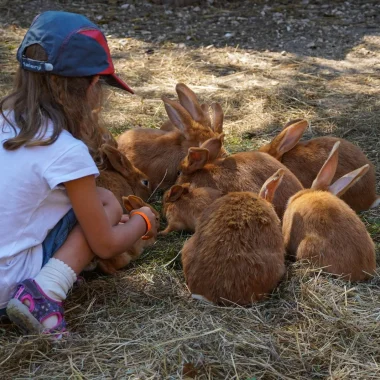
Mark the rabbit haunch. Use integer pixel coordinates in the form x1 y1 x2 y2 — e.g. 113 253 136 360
282 141 376 281
259 119 379 212
177 134 303 219
182 169 286 306
117 83 226 190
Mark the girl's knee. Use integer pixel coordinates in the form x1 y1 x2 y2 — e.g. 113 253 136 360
96 187 122 225
97 187 115 205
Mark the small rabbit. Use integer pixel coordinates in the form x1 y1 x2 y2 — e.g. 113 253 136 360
117 83 226 190
181 169 286 305
282 141 376 281
96 144 151 206
160 183 222 235
259 119 379 211
97 195 160 275
177 134 303 219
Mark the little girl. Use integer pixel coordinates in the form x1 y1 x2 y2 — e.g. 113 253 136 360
0 11 156 336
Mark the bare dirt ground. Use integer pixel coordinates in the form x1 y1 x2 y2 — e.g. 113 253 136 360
0 1 379 379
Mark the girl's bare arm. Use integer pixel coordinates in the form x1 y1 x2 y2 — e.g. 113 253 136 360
64 175 155 259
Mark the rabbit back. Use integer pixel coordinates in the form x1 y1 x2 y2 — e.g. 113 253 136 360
178 151 303 219
282 137 377 211
182 192 286 305
283 189 376 281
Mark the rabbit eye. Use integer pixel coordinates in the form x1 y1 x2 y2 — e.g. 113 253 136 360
141 179 149 187
177 170 182 176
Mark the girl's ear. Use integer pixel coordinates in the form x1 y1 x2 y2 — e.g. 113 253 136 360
259 168 285 203
329 164 369 198
311 141 340 190
87 75 101 112
87 75 100 96
123 195 145 212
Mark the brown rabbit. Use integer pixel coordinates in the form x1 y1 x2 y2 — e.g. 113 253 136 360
181 169 286 305
160 183 222 235
177 134 303 219
117 83 227 190
96 144 152 206
259 119 379 211
97 195 160 275
282 141 376 281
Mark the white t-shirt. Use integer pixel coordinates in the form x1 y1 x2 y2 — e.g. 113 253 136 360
0 112 99 309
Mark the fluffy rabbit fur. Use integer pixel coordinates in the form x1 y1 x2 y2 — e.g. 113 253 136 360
97 195 159 275
160 183 222 235
259 119 379 211
181 169 286 305
177 134 303 219
282 141 376 281
96 144 152 206
117 83 227 190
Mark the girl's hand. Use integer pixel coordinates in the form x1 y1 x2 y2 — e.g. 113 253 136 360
131 206 157 238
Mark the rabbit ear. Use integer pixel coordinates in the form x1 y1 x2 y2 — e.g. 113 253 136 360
267 120 308 160
185 147 209 173
210 103 224 134
167 184 186 202
201 103 210 114
259 168 285 203
162 97 193 139
175 83 205 122
283 118 305 128
123 195 145 212
200 103 214 130
160 120 177 132
329 164 369 198
101 144 134 179
200 134 224 162
312 141 340 190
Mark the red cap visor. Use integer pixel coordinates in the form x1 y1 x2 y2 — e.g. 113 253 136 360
102 73 134 94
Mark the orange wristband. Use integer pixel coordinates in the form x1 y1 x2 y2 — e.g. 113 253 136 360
130 211 151 238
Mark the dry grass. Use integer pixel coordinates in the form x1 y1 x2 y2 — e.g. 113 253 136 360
1 1 380 379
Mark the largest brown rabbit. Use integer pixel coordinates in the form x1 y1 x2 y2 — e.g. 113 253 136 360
282 141 376 281
96 144 151 206
117 83 226 190
259 119 379 211
177 134 303 219
182 169 286 306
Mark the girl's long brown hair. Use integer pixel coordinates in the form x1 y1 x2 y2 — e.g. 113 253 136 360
0 44 114 165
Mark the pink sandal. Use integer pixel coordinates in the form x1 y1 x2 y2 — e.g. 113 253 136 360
6 279 67 336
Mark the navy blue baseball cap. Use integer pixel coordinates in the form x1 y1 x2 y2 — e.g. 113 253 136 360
16 11 134 94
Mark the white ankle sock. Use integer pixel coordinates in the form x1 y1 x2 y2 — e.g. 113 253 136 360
34 258 77 302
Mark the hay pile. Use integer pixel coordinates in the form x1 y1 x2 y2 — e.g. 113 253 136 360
0 1 379 378
1 261 380 378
